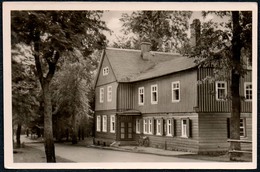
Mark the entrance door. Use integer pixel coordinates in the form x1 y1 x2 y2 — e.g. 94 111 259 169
120 122 133 140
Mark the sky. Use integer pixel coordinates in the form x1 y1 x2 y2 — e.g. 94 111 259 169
101 11 230 45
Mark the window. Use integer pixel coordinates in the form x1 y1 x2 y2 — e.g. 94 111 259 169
100 88 104 103
138 87 145 105
246 57 252 70
103 66 109 76
181 119 190 138
107 86 112 102
136 119 141 134
96 115 101 132
166 119 173 136
156 119 163 135
143 119 148 134
102 115 107 132
151 84 158 104
216 81 227 100
244 82 252 101
148 119 153 134
240 118 246 137
110 115 115 133
172 81 180 102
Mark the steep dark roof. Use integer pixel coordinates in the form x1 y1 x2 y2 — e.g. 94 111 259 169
105 47 197 82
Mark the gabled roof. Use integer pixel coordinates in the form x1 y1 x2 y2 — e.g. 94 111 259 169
103 47 197 83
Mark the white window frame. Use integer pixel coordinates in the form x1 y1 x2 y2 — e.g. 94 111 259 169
136 119 141 134
244 82 252 101
110 115 115 133
166 119 172 136
138 87 145 105
181 119 188 138
172 81 180 102
103 66 109 76
100 88 104 103
107 86 112 102
102 115 107 132
148 119 153 134
96 115 101 132
151 84 158 104
156 119 162 135
240 118 247 137
143 119 148 134
215 81 227 101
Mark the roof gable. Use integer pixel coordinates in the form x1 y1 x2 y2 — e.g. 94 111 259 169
104 47 197 82
94 50 117 87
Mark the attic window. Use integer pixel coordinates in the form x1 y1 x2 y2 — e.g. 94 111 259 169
103 67 109 76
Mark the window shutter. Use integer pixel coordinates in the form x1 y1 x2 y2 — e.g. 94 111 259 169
227 118 230 138
151 118 155 135
186 118 190 138
133 119 136 133
160 118 164 136
140 118 143 134
171 118 175 136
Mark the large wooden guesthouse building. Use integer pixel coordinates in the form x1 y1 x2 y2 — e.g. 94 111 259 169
93 22 252 154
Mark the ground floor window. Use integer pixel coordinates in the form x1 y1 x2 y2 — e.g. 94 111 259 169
240 118 246 137
181 118 190 138
96 115 101 132
166 119 173 136
102 115 107 132
156 118 163 135
110 115 115 133
136 119 141 134
143 119 148 134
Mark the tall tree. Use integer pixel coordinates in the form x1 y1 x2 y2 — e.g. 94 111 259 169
11 11 108 162
12 44 40 148
51 49 95 144
120 11 192 52
189 11 252 160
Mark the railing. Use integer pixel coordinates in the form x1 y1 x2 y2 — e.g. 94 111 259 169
227 139 252 154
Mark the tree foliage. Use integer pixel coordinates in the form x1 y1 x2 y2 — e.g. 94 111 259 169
120 11 192 52
11 11 108 162
188 11 252 160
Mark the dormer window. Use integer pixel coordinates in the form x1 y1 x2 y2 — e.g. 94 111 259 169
103 66 109 76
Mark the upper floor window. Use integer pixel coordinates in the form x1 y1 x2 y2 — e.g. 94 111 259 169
103 66 109 76
244 82 252 101
246 57 252 70
166 119 173 136
136 119 141 134
107 86 112 102
216 81 227 101
172 81 180 102
96 115 101 132
100 88 104 103
102 115 107 132
110 115 115 133
151 84 158 104
138 87 144 105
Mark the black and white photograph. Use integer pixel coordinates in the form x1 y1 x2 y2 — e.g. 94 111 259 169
3 2 257 169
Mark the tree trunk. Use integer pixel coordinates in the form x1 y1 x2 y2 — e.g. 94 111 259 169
43 82 56 162
71 114 78 144
16 123 21 148
230 11 242 161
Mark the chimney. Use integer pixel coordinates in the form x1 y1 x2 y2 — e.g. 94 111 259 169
190 19 201 48
141 41 151 58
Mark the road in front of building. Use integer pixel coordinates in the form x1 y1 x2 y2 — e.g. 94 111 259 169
27 142 206 162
